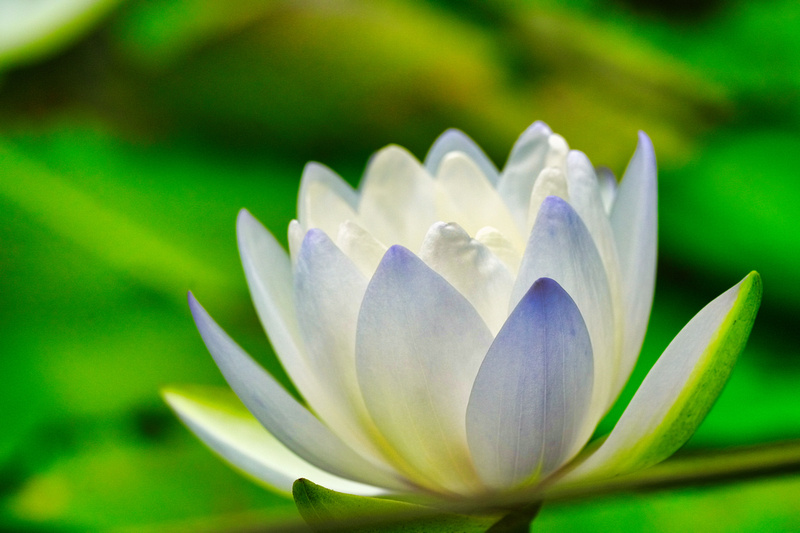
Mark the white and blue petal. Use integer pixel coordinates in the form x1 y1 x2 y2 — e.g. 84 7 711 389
188 293 408 491
466 278 593 489
356 245 493 493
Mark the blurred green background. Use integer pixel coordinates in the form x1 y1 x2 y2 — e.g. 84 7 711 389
1 0 799 531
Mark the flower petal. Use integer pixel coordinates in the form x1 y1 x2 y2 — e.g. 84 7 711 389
560 272 762 484
163 385 385 496
497 123 568 230
475 226 522 275
356 246 493 493
435 152 521 246
294 229 389 463
526 167 569 235
188 293 408 491
424 128 500 185
610 131 658 393
237 209 313 395
495 121 551 229
419 222 514 335
358 146 436 249
297 162 359 235
595 166 617 214
466 278 593 490
566 151 626 407
511 196 616 436
335 220 387 278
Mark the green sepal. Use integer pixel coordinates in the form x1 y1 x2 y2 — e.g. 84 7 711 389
292 478 500 532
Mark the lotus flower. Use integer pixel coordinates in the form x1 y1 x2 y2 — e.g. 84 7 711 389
165 122 761 505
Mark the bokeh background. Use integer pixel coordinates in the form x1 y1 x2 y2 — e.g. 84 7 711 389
1 0 799 531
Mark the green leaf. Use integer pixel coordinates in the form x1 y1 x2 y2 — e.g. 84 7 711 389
292 478 499 533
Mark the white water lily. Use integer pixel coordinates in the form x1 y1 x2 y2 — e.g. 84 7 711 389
165 121 761 501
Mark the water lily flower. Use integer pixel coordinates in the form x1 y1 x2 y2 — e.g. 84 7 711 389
165 122 761 508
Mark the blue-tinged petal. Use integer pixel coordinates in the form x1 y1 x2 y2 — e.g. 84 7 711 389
356 246 493 493
511 196 617 436
466 278 593 490
188 293 408 491
559 272 762 484
294 229 390 464
425 128 500 185
419 222 514 335
358 146 436 249
163 386 386 496
610 131 657 395
297 162 359 236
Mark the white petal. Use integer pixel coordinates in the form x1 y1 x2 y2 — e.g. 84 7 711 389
358 146 436 248
496 121 553 229
610 131 658 394
424 128 500 185
419 222 514 335
475 226 522 275
294 229 388 463
335 220 387 278
526 167 569 235
511 197 616 438
436 152 523 248
187 294 408 491
467 278 593 489
560 273 762 483
566 151 626 407
356 246 493 493
237 209 313 395
164 386 385 496
596 166 617 214
297 162 359 234
287 219 304 263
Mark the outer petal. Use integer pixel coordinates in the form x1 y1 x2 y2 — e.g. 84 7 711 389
237 210 314 396
297 162 359 235
466 278 593 490
358 145 436 248
419 222 514 335
424 128 500 185
163 386 385 496
610 131 658 392
356 246 493 493
560 272 762 484
188 293 407 491
511 196 616 435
